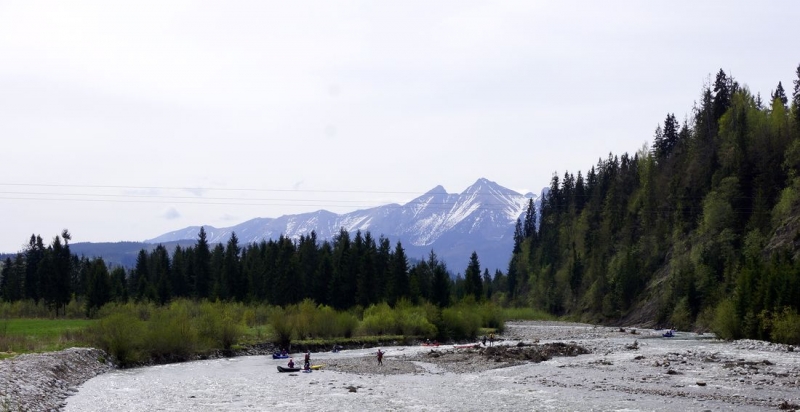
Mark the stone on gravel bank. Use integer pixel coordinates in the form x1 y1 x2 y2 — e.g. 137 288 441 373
0 348 113 412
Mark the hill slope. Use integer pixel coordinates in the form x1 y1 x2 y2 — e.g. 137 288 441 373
508 67 800 344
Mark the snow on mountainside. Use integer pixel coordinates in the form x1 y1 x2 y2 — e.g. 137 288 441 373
146 178 540 272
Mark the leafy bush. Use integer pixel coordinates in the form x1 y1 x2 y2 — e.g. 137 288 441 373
269 306 294 348
771 307 800 345
360 303 396 335
396 307 437 338
335 311 359 338
475 303 505 333
441 306 481 340
196 301 243 351
90 312 145 366
669 296 692 331
502 307 553 321
145 302 197 359
711 298 740 340
0 300 50 318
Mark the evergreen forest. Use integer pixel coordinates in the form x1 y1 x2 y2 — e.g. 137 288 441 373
0 228 476 316
2 65 800 346
508 66 800 343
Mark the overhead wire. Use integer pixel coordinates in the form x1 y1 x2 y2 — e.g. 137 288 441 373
0 183 538 211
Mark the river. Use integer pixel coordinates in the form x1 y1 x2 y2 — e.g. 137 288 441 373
65 322 800 411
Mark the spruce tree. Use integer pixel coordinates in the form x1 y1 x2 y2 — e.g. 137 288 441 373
713 69 732 121
24 235 44 302
482 268 492 300
523 198 537 239
194 227 211 299
464 251 483 302
506 255 518 299
131 249 149 302
314 243 334 305
388 241 409 305
772 81 788 109
209 243 225 300
55 230 72 315
151 245 172 304
85 258 111 317
793 63 800 126
575 171 586 212
512 219 523 254
429 251 451 307
224 232 243 301
109 266 128 302
0 256 24 302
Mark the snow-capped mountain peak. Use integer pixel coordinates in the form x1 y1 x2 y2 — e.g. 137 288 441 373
146 178 541 272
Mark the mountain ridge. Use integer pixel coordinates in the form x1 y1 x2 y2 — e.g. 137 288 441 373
147 178 541 273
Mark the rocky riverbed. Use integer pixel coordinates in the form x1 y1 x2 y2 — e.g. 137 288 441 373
5 321 800 411
0 347 113 411
317 321 800 410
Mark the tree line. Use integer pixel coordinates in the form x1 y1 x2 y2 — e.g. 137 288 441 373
4 64 799 344
1 227 510 316
508 65 800 342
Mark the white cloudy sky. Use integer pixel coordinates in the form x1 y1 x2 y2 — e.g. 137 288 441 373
1 1 798 252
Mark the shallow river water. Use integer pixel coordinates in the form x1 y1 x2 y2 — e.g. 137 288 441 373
65 323 800 411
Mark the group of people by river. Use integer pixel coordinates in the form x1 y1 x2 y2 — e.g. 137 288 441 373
285 351 313 371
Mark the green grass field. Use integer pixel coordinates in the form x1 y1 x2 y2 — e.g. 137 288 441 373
0 318 95 357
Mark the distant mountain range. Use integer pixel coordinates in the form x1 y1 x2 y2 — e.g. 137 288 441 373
19 179 541 273
145 178 541 274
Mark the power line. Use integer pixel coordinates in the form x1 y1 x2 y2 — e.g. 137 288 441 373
0 194 531 211
0 182 428 195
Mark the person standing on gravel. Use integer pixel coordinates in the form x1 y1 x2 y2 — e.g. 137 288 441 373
489 333 495 347
376 349 384 365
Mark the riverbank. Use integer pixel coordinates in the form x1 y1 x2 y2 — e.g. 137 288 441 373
7 321 800 411
0 348 113 411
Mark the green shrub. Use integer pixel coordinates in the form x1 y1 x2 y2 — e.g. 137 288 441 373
335 311 358 338
0 300 50 318
145 304 197 359
196 301 243 351
360 303 396 335
293 299 316 339
269 306 294 348
310 305 337 338
711 298 740 340
441 307 481 340
771 307 800 345
90 312 145 366
669 297 692 331
396 307 437 338
476 303 505 333
501 307 553 321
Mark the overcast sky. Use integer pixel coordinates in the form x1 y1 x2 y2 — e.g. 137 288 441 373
1 1 798 252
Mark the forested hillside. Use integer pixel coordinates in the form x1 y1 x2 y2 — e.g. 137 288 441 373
2 66 799 345
508 66 800 343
